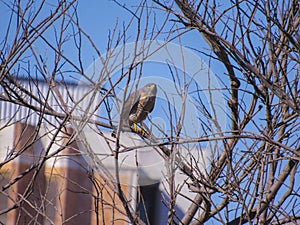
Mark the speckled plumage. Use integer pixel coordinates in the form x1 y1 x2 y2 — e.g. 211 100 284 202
120 83 157 131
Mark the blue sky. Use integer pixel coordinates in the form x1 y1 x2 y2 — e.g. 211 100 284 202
76 1 222 78
0 0 228 139
0 0 224 84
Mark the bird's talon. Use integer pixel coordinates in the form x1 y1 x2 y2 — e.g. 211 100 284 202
131 123 146 136
133 123 138 132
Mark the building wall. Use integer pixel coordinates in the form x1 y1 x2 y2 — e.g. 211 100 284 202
0 122 132 225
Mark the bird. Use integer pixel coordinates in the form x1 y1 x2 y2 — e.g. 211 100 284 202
120 83 157 134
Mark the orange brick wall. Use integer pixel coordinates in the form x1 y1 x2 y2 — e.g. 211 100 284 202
0 122 131 225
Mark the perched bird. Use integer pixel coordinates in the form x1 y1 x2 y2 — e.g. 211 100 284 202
120 83 157 133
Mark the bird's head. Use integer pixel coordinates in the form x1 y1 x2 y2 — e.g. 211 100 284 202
144 83 157 96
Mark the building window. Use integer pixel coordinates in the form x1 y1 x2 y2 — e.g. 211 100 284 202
136 182 159 225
